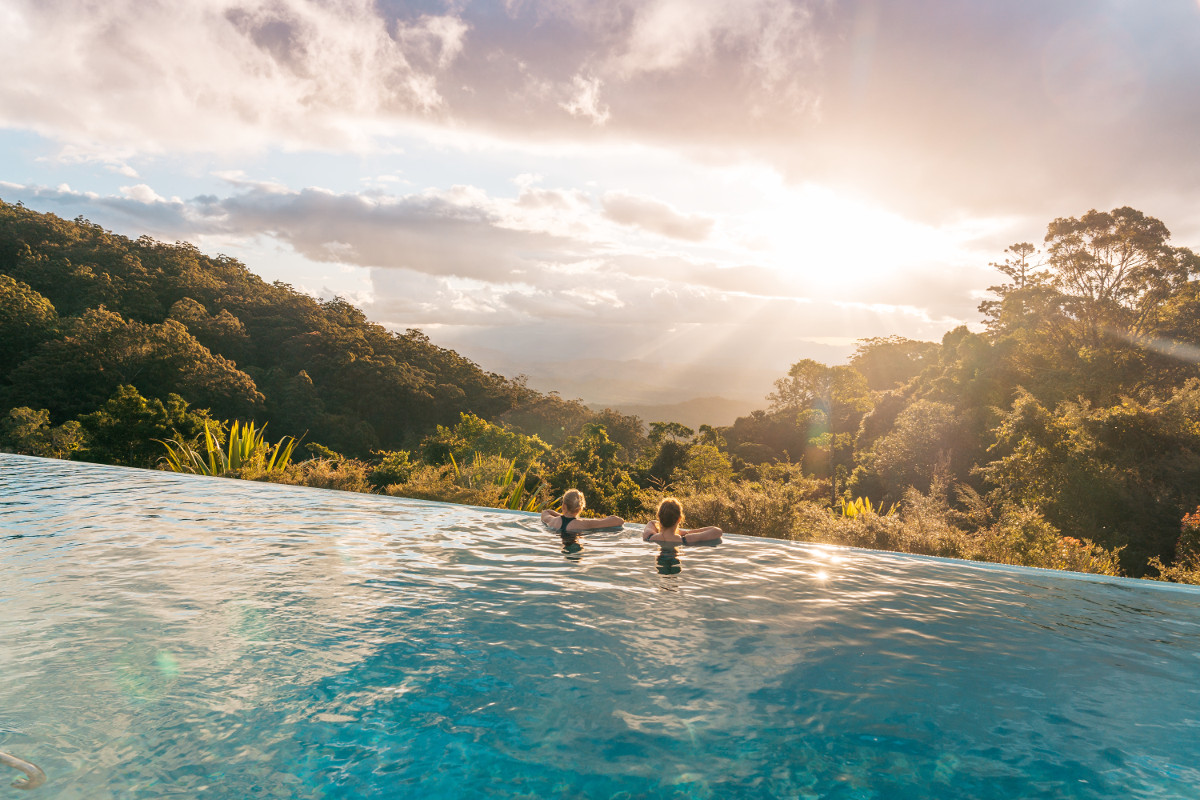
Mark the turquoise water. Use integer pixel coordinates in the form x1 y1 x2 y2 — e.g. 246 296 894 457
2 455 1199 799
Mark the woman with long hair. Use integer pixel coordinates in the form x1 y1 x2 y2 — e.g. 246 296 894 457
642 497 723 545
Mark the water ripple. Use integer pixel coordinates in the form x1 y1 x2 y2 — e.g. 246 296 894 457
2 454 1200 799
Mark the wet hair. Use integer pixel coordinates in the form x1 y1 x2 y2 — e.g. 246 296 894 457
562 489 585 515
656 497 684 530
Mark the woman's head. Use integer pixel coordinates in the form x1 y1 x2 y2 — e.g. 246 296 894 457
656 497 684 530
562 489 585 515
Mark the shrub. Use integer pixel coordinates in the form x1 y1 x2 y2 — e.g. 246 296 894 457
663 470 825 539
384 452 550 512
785 482 1122 575
248 458 372 493
0 407 85 459
158 419 299 476
369 449 417 491
1147 506 1200 584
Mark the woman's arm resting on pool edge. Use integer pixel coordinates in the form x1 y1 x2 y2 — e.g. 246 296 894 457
572 515 625 531
682 526 723 543
540 509 561 527
642 520 658 540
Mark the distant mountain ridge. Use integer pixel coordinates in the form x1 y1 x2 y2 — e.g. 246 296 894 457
589 396 760 429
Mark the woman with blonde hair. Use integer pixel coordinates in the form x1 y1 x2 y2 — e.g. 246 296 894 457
642 497 723 545
541 488 624 534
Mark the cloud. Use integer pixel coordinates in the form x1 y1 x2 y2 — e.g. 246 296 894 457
120 184 167 203
0 0 464 153
7 0 1199 224
193 186 584 282
560 74 610 124
602 191 714 241
2 175 995 330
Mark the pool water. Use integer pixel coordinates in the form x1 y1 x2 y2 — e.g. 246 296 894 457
2 454 1199 799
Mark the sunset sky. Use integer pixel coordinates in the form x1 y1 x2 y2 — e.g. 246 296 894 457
3 0 1199 407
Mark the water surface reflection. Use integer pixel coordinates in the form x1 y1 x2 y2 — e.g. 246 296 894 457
2 454 1199 799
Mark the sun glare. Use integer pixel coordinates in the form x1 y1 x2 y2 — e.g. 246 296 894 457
746 184 953 293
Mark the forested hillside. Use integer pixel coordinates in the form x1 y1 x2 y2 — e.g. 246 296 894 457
4 199 1200 581
0 199 619 457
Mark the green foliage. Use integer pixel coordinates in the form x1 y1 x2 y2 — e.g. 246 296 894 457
677 443 735 490
850 336 939 391
793 482 1123 575
369 449 417 490
0 274 58 374
167 297 251 363
497 391 596 448
860 400 964 497
158 419 299 477
305 442 342 460
419 412 550 470
0 201 579 457
547 422 642 517
765 360 873 486
78 385 210 468
5 307 263 421
723 409 811 465
386 452 549 512
669 467 826 540
1147 507 1200 585
251 457 372 493
1044 207 1196 344
839 496 895 518
0 407 84 459
974 506 1122 574
978 384 1200 574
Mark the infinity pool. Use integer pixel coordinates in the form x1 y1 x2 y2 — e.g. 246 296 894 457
2 454 1199 799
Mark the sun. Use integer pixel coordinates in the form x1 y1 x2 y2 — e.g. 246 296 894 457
745 183 953 295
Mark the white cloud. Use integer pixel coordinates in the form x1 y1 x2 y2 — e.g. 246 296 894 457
395 14 469 72
120 184 166 203
3 0 1200 227
612 0 817 88
602 191 714 241
0 0 465 154
560 74 610 125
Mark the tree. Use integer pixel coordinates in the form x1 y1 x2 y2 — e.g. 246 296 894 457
768 359 873 488
861 400 964 498
977 384 1200 575
0 407 84 459
167 297 251 364
677 443 735 490
546 423 641 517
497 391 595 448
722 409 811 464
850 336 939 390
0 274 58 375
593 408 648 459
3 308 263 421
1044 207 1198 344
641 421 696 486
78 385 211 468
419 412 550 470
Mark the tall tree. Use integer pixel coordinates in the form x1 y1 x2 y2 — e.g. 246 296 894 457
1044 207 1198 344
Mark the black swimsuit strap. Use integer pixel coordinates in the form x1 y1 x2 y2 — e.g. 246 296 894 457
560 515 575 532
